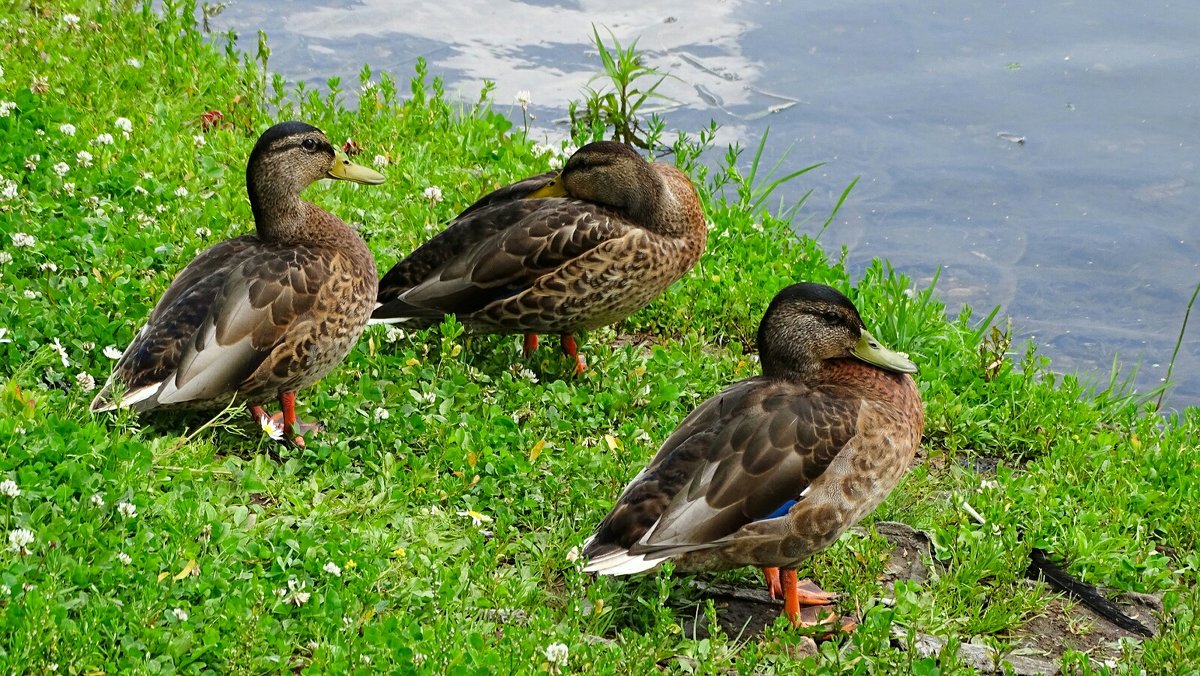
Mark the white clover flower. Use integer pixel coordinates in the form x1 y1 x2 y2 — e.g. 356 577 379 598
0 327 11 343
422 185 443 203
0 253 9 265
155 204 167 213
76 150 93 167
117 551 131 565
75 371 95 392
0 585 9 596
373 407 389 421
372 154 388 169
63 14 80 28
59 123 76 136
518 368 538 383
30 76 49 95
10 232 33 247
195 227 212 238
457 509 493 527
360 655 372 665
39 262 57 272
383 326 406 343
323 561 342 577
174 186 188 198
281 578 311 606
90 492 105 507
24 155 40 171
52 162 69 177
102 345 123 360
126 58 142 69
51 337 69 367
117 501 137 518
193 134 206 148
81 341 95 351
93 133 114 145
532 143 554 158
548 155 565 170
259 414 284 442
7 528 34 553
0 179 17 201
0 101 16 117
171 608 188 621
0 480 19 498
62 182 75 195
114 117 132 134
133 185 148 196
544 643 569 668
515 90 532 109
22 290 38 300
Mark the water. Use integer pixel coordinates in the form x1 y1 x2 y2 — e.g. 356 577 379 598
213 0 1200 407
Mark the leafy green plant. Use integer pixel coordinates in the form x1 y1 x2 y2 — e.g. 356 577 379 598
569 26 676 149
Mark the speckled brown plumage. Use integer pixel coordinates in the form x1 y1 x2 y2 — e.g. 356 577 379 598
370 142 706 369
91 121 384 445
583 283 923 625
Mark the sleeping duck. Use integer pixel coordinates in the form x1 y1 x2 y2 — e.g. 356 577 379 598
370 141 706 374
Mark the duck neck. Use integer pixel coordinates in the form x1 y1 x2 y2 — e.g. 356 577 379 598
247 163 309 241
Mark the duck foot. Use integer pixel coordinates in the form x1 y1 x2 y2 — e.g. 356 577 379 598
249 392 323 448
762 567 783 599
560 333 587 375
781 570 854 633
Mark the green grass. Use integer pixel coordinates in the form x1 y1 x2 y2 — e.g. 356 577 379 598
1 1 1199 673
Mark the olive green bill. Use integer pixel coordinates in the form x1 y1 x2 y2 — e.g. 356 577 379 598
328 151 386 185
852 329 918 373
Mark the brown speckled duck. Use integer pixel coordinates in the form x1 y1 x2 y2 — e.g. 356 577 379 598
370 141 706 374
90 121 385 447
583 283 923 628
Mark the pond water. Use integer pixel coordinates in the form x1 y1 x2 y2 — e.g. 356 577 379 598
213 0 1200 408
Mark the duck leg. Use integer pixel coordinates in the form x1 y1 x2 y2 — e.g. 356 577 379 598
523 333 539 357
247 397 321 448
278 391 323 447
560 334 587 375
762 567 783 599
781 570 853 630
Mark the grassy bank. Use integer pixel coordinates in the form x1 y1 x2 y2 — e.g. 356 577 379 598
1 1 1197 673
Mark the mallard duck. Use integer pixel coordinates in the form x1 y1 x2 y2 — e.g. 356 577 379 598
370 141 706 374
90 121 385 447
583 282 923 628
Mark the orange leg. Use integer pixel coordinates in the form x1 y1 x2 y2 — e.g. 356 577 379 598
248 395 320 447
762 567 783 600
560 334 587 375
523 333 539 357
780 570 854 631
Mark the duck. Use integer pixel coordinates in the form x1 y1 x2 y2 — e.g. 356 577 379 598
582 282 923 628
369 141 707 374
90 121 385 447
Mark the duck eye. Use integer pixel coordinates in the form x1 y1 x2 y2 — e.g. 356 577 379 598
301 138 318 152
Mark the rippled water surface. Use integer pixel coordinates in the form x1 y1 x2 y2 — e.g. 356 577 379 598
214 0 1200 406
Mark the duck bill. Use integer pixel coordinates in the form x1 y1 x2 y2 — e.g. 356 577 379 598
852 330 918 373
328 151 385 185
526 177 567 198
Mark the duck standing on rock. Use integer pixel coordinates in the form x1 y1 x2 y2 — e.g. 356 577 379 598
583 283 923 629
370 141 707 374
91 121 385 447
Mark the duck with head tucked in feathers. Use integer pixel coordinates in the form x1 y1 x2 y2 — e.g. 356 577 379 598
583 282 923 629
90 121 385 447
369 141 707 374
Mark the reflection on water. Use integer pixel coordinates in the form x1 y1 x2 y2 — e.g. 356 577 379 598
214 0 1200 407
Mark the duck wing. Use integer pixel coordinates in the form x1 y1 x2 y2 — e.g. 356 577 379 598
583 378 859 572
375 172 556 304
375 198 632 321
93 237 328 411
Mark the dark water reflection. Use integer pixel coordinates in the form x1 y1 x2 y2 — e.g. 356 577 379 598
214 0 1200 407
